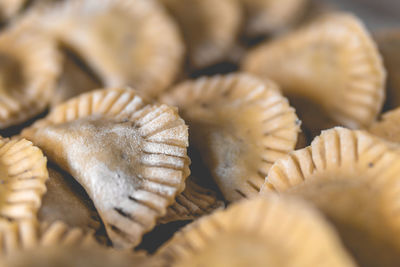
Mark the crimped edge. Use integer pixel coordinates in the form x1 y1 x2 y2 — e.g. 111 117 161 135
159 178 225 224
157 195 355 267
261 127 400 193
243 12 386 129
0 219 98 257
161 73 301 200
22 87 190 248
0 137 48 220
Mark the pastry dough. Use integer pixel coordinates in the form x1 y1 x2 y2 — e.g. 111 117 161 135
38 167 100 231
0 0 26 21
158 195 356 267
26 0 184 99
369 108 400 143
0 219 98 256
161 73 300 201
22 87 190 249
262 127 400 267
0 23 61 128
0 137 48 221
159 0 241 68
240 0 308 36
243 13 385 129
51 51 101 107
2 246 161 267
160 177 224 224
374 29 400 109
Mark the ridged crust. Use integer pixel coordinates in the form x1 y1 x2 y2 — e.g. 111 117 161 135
0 137 48 221
261 127 400 266
22 87 190 249
160 178 225 224
262 127 400 192
157 195 356 267
161 73 300 201
0 23 61 128
243 13 386 129
159 0 241 68
25 0 184 99
240 0 308 36
0 219 98 257
1 246 161 267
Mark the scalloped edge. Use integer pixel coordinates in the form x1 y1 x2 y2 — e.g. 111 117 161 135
159 177 225 224
261 127 400 193
1 244 161 267
0 219 98 256
160 73 301 201
243 12 386 129
22 87 190 249
0 137 48 220
157 195 355 266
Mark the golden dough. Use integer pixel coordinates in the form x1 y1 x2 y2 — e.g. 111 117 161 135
0 137 48 221
243 13 385 130
262 127 400 267
158 195 356 267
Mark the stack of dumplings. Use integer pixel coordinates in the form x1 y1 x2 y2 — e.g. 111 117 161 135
0 0 399 266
